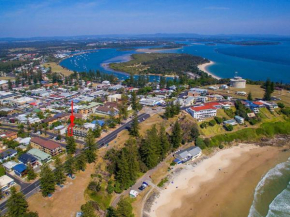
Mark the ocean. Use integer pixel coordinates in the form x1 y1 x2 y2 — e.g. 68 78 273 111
60 40 290 83
248 157 290 217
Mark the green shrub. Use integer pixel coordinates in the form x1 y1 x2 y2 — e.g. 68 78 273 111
209 119 216 126
224 124 233 131
214 116 223 124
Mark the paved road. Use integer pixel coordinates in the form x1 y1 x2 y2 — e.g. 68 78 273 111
0 113 150 213
97 113 150 147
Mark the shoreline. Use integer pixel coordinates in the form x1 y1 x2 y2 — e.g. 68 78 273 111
136 47 182 53
198 61 221 80
148 144 290 217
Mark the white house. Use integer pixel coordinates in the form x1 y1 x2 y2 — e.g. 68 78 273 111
186 102 221 120
0 175 15 192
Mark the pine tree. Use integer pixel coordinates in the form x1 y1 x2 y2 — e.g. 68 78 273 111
171 121 182 149
40 164 55 197
129 113 139 137
6 187 28 217
54 157 66 185
27 165 37 181
93 125 101 138
84 129 97 163
247 92 253 101
64 154 75 176
8 79 12 90
81 201 96 217
66 136 76 154
160 125 170 159
139 126 160 169
124 138 139 182
131 91 140 111
75 153 87 171
116 198 134 217
116 150 131 190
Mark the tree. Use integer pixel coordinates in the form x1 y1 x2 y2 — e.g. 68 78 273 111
115 198 134 217
66 136 76 154
8 79 13 90
40 164 55 197
247 92 253 101
84 129 97 163
131 91 140 111
64 154 75 176
124 138 139 183
171 121 182 149
190 124 200 140
75 153 87 171
81 201 96 217
159 125 170 159
54 157 66 185
93 125 102 138
129 113 139 137
263 78 274 100
115 150 131 190
139 125 160 169
27 165 37 181
6 187 28 217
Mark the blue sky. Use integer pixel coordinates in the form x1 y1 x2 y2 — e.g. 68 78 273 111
0 0 290 37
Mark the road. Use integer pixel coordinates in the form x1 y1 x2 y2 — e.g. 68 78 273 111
97 113 150 147
0 113 150 213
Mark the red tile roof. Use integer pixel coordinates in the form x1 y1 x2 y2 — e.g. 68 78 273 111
190 102 220 112
31 137 61 150
253 101 264 105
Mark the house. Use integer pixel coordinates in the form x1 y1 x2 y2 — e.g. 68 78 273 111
188 91 201 97
13 164 27 177
190 88 207 95
107 94 122 102
223 119 238 126
139 97 165 106
27 149 51 164
174 146 202 163
18 153 38 167
235 116 245 124
95 102 119 116
186 102 221 120
2 131 18 140
207 94 224 101
30 137 62 156
78 102 101 115
0 175 15 192
2 161 18 172
0 149 17 163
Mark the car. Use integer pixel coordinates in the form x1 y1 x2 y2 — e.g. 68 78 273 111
138 185 146 191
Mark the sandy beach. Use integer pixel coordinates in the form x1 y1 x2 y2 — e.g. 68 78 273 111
198 61 221 80
148 144 290 217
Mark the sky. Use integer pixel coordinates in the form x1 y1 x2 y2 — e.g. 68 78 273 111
0 0 290 38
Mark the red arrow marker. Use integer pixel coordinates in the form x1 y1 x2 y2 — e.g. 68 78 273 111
67 101 75 136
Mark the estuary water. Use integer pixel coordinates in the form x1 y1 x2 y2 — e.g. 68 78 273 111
60 40 290 83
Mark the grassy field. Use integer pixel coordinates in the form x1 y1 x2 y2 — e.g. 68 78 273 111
205 84 290 106
43 62 73 76
0 76 15 81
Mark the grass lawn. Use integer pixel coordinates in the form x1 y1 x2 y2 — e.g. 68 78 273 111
43 62 73 77
28 163 96 217
0 76 15 81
